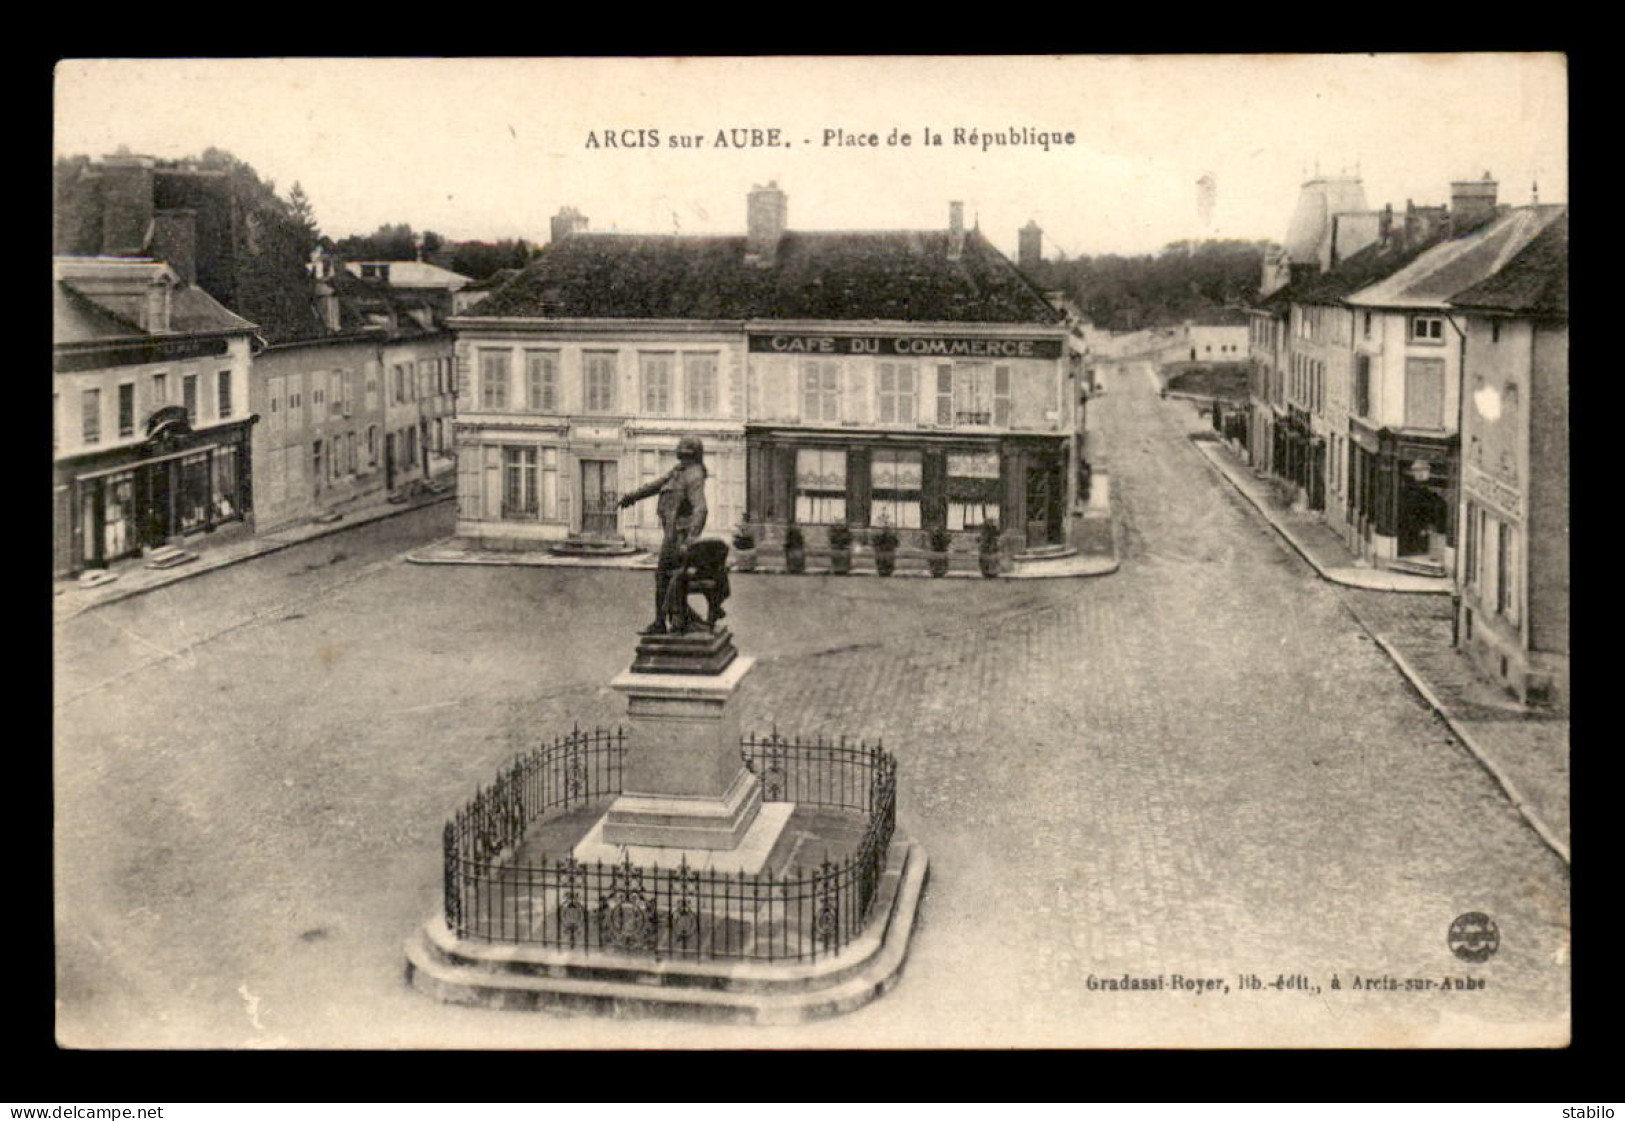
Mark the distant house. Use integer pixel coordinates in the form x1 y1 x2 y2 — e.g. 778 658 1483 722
1449 213 1568 708
450 185 1083 559
343 259 474 323
53 257 258 576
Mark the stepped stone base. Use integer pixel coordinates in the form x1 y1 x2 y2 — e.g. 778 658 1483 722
598 767 771 854
549 536 641 558
404 836 928 1024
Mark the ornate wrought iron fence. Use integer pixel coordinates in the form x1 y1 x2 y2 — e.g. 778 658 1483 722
442 729 897 963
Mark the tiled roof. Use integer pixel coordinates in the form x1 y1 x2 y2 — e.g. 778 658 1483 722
1346 205 1567 309
1291 227 1452 304
462 229 1063 324
169 285 259 334
1449 211 1567 317
54 280 144 342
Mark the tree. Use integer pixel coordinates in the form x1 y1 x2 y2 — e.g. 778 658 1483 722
287 181 322 259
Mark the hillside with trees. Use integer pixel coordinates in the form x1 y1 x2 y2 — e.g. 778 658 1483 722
1024 239 1272 331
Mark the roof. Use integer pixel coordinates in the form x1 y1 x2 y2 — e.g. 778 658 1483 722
169 285 258 334
1291 226 1453 305
1449 211 1567 317
462 229 1063 324
345 260 473 289
1282 177 1370 264
54 280 144 342
462 267 523 292
1346 205 1567 309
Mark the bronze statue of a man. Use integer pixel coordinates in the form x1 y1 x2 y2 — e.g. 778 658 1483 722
618 435 710 635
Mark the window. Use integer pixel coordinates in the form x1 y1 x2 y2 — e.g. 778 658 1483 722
1410 315 1445 343
1497 521 1518 624
640 352 674 415
118 383 135 437
367 425 378 467
1464 500 1479 589
81 388 101 444
800 361 840 423
1404 357 1446 429
584 352 617 413
684 353 718 417
151 372 168 406
183 374 198 423
525 351 559 412
1363 312 1372 340
935 364 954 425
942 364 1011 426
794 447 847 523
218 370 233 419
877 362 919 425
1501 384 1520 477
347 431 358 474
503 447 538 517
1354 355 1372 417
1491 320 1501 344
480 351 511 410
946 451 1001 530
870 450 923 529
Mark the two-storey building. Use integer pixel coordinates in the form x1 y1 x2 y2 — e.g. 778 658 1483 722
1450 213 1568 708
53 257 257 576
449 186 1078 557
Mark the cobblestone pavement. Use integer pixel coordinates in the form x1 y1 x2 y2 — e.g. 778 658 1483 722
53 359 1568 1049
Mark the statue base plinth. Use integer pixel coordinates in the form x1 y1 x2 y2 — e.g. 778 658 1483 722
630 627 738 675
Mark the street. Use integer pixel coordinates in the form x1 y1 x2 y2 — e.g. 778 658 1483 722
53 361 1569 1048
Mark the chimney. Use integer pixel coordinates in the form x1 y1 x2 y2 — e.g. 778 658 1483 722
948 201 966 260
550 206 589 244
96 153 156 257
150 208 198 285
1379 203 1393 245
1018 220 1043 270
314 277 342 333
1450 172 1498 232
746 182 787 265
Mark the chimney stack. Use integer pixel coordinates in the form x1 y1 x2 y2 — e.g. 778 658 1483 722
551 206 588 244
96 152 157 257
948 201 965 260
1450 172 1499 233
746 181 787 265
150 208 198 285
1018 219 1043 270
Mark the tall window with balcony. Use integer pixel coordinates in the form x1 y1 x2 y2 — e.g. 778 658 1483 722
683 353 718 417
480 351 511 410
640 353 674 415
794 448 846 524
800 361 840 423
218 370 233 420
583 352 617 413
937 364 1010 426
503 447 538 518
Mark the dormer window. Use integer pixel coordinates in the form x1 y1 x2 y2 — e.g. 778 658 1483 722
1410 315 1445 343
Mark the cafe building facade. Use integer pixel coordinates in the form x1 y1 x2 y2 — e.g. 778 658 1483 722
450 186 1080 557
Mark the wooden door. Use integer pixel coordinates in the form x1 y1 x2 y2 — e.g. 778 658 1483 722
580 459 620 536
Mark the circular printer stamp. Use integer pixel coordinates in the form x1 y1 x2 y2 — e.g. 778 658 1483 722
1448 912 1500 963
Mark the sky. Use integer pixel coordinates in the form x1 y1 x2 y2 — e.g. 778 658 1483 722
53 55 1568 260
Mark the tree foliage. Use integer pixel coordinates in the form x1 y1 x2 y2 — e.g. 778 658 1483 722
449 239 536 280
1025 239 1273 331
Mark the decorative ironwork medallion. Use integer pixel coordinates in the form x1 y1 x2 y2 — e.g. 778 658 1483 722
814 857 840 945
565 754 587 801
599 855 656 951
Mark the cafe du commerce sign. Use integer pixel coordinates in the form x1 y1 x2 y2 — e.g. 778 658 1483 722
749 333 1065 360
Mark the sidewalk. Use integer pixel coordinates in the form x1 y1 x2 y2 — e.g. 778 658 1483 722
53 485 455 624
1192 432 1570 863
408 476 1120 581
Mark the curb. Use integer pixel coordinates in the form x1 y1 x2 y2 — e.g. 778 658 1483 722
1349 613 1570 867
56 493 456 620
1187 437 1569 866
1188 439 1447 595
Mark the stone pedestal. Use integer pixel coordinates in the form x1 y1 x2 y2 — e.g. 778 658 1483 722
578 628 786 866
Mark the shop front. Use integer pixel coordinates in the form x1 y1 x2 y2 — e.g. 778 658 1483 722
744 428 1069 551
1346 418 1456 565
55 405 255 573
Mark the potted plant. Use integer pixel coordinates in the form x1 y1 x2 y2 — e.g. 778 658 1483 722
926 526 952 578
783 525 807 574
732 525 757 573
827 522 854 575
977 520 1002 579
871 521 899 577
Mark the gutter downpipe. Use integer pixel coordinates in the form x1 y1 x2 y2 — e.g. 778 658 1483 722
1444 308 1468 648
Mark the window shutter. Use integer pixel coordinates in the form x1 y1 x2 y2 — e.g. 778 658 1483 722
844 363 871 424
482 445 502 519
